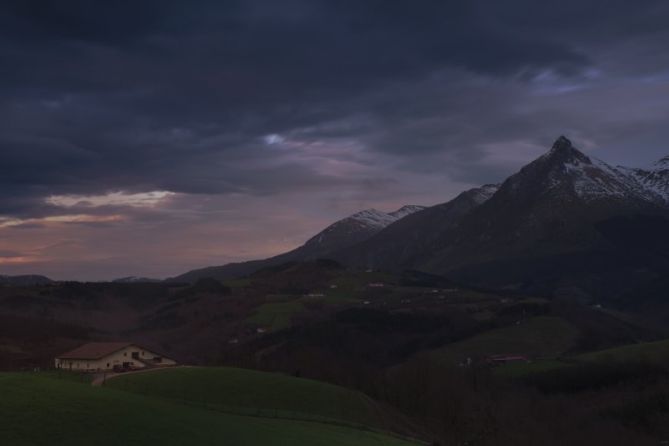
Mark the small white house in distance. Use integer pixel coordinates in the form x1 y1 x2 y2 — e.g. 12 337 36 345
54 342 177 372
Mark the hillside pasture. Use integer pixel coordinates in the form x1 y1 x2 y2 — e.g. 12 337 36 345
431 316 579 365
106 366 389 429
0 372 418 446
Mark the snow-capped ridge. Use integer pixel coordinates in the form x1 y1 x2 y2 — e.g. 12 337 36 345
348 208 398 229
303 204 425 250
626 155 669 204
522 137 669 205
389 205 427 219
653 156 669 169
471 184 499 204
349 205 426 228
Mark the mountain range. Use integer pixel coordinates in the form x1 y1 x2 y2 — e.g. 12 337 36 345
0 275 52 286
175 136 669 303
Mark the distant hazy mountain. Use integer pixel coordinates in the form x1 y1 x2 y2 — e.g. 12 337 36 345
0 275 53 286
112 276 162 283
171 205 425 283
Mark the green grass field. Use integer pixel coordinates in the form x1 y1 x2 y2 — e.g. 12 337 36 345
496 338 669 379
329 271 396 292
575 339 669 364
432 316 579 364
107 367 385 428
494 359 573 378
0 372 418 446
246 300 305 331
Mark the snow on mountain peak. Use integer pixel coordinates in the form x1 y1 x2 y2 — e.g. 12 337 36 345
304 205 425 249
389 205 427 219
350 205 425 228
513 137 669 205
471 184 499 204
629 155 669 204
349 209 398 228
653 156 669 169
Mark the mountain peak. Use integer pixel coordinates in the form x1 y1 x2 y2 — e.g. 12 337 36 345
506 137 659 203
551 135 573 151
542 135 591 167
539 136 593 169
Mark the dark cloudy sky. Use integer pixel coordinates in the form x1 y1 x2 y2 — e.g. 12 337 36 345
1 0 668 280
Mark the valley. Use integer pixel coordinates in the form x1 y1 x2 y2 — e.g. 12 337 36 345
2 137 669 445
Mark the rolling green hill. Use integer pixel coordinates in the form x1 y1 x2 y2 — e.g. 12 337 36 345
575 339 669 364
107 367 390 429
246 300 305 331
0 372 418 446
430 316 579 364
496 338 669 379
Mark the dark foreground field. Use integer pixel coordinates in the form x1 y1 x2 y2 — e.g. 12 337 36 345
0 369 419 446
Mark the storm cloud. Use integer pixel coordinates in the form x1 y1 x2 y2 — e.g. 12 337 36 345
1 0 668 279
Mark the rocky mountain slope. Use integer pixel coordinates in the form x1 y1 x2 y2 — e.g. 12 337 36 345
175 136 669 302
626 156 669 205
336 136 669 299
334 185 499 270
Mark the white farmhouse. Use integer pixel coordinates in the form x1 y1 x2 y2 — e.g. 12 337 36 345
54 342 177 372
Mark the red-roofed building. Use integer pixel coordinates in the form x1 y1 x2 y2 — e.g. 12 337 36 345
55 342 177 372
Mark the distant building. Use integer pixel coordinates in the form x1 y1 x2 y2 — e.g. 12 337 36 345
54 342 177 372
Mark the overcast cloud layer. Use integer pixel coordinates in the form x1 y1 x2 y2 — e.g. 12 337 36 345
1 0 668 280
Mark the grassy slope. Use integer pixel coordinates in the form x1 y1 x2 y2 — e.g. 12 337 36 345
432 316 579 364
107 367 384 428
246 300 305 331
0 373 416 446
494 359 573 378
497 338 669 378
576 339 669 364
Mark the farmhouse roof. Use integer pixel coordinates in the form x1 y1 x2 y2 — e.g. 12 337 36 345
57 342 134 359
